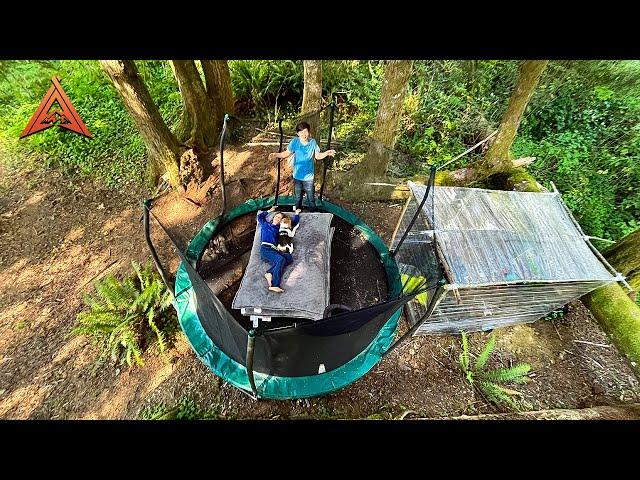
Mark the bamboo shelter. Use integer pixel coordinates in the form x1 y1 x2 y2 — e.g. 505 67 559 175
390 182 625 335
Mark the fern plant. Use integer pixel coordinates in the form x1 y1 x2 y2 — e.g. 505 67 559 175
459 332 532 412
73 260 178 367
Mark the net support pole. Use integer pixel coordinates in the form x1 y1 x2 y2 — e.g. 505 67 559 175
382 281 447 357
391 165 437 258
142 199 175 300
219 114 229 216
274 118 284 206
246 329 258 398
319 100 336 202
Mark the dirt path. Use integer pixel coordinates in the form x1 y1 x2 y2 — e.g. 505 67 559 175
1 150 639 419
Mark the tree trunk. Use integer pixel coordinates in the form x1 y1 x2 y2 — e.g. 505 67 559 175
605 230 640 298
201 60 234 129
582 283 640 378
99 60 182 187
301 60 323 139
170 60 219 154
466 60 479 96
362 60 413 178
328 60 413 201
484 60 548 173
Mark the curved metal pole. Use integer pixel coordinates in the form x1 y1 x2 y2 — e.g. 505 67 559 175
274 118 283 206
143 199 175 299
382 282 447 357
319 100 336 201
391 165 437 258
219 114 229 216
246 329 258 398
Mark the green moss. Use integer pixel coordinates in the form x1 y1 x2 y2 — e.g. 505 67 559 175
504 168 540 192
582 283 640 378
605 230 640 292
435 170 454 186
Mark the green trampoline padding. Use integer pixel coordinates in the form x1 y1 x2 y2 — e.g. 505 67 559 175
174 196 403 399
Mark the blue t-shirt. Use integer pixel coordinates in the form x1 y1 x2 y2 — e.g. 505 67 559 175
287 137 320 181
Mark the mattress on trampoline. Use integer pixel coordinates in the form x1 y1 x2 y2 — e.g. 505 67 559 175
231 211 334 320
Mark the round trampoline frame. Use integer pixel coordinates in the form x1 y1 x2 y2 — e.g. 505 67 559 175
173 195 404 399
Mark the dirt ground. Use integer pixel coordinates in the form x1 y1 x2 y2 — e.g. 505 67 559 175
1 145 639 420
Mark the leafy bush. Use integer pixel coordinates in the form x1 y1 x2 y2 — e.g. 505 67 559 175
459 332 532 412
229 60 304 119
72 260 178 367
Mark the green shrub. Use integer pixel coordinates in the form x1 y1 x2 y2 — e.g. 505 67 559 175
73 260 178 367
459 332 532 412
229 60 304 119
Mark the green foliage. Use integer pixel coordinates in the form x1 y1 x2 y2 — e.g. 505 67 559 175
0 60 179 187
229 60 304 119
72 260 178 368
1 59 638 244
459 332 532 412
511 62 640 240
139 396 221 420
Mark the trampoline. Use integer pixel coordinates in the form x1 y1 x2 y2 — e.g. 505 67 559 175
232 211 335 322
143 107 445 400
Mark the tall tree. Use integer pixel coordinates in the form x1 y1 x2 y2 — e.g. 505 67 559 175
170 60 218 155
484 60 548 173
99 60 182 187
361 60 413 178
301 60 323 138
201 60 234 129
329 60 413 200
466 60 479 96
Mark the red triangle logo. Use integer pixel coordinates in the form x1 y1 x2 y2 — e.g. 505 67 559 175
20 76 92 139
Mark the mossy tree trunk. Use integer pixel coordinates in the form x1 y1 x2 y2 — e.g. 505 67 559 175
99 60 182 188
605 230 640 297
483 60 548 173
582 284 640 378
201 59 234 129
362 60 413 179
330 60 413 200
170 60 219 154
302 60 323 178
302 60 322 139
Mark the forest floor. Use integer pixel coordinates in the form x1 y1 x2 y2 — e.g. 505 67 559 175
1 144 639 420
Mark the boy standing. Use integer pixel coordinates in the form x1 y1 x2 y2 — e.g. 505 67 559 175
269 121 336 212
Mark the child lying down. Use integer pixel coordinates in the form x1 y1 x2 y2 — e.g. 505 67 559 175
258 206 301 293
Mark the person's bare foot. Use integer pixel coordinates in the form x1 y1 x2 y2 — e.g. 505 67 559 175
268 286 285 293
264 273 272 287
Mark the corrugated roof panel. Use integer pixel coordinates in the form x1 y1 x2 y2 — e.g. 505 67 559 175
408 183 614 286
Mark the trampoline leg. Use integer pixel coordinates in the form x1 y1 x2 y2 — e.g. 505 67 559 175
246 329 259 399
